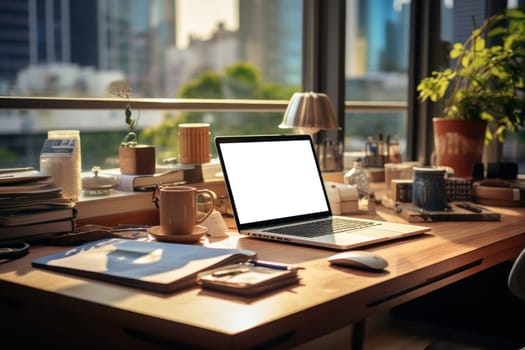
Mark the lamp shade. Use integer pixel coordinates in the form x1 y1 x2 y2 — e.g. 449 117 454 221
279 92 339 133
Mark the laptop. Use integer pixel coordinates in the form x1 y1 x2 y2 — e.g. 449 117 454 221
215 134 431 250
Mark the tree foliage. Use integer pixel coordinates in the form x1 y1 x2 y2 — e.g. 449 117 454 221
143 62 300 161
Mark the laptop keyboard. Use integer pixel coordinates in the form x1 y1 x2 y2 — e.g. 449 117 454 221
264 217 381 238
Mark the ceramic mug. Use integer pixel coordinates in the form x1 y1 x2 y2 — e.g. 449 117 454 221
153 185 216 235
412 167 448 211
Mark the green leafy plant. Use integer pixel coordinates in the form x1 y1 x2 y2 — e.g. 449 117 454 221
417 8 525 143
108 80 139 147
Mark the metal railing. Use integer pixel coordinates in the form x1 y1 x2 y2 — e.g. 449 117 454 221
0 96 407 113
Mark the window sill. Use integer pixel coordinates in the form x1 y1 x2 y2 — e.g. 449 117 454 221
75 178 228 227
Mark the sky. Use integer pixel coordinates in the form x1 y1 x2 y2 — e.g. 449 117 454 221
176 0 238 49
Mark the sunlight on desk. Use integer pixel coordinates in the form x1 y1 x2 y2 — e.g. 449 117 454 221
1 183 524 349
492 207 523 217
208 233 244 249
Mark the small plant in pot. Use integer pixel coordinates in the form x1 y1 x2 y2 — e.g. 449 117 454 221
108 80 156 175
417 8 525 177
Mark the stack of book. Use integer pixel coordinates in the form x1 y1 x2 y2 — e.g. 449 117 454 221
99 162 223 192
0 168 76 243
102 164 194 191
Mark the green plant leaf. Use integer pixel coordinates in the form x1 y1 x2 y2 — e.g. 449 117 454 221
487 27 505 37
480 112 494 122
450 43 464 58
473 36 486 51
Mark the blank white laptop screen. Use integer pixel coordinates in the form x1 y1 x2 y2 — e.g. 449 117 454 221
216 134 431 251
218 138 329 225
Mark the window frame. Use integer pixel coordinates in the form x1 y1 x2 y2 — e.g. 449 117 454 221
0 96 406 112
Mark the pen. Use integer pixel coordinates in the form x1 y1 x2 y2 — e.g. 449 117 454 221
246 259 304 270
456 203 482 213
395 205 426 214
111 227 149 233
212 267 250 278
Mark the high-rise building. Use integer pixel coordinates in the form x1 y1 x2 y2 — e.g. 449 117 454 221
0 1 30 92
239 0 302 86
0 0 177 97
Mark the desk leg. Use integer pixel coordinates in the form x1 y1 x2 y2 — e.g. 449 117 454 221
352 319 366 350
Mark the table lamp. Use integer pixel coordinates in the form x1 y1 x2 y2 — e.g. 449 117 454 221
279 92 342 171
279 92 339 134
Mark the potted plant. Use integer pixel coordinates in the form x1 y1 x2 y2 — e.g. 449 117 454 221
108 81 156 175
417 8 525 177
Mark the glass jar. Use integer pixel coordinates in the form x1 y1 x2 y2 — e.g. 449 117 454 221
344 158 372 198
40 130 82 201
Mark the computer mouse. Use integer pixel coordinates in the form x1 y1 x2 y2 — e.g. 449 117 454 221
328 250 388 271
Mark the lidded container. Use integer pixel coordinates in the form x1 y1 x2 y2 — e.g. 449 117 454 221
81 166 117 196
40 130 82 201
344 158 372 198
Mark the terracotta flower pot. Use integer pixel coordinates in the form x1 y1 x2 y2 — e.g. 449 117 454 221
433 118 487 178
119 145 156 175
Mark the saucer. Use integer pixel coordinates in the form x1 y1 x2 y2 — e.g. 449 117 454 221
148 225 208 243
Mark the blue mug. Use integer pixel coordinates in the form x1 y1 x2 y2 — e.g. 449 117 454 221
412 167 448 211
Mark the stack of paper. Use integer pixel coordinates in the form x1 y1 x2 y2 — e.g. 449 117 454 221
0 168 76 242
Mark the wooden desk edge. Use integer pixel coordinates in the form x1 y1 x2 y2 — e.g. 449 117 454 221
1 188 525 349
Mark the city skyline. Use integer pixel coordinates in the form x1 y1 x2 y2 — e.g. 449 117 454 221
177 0 238 49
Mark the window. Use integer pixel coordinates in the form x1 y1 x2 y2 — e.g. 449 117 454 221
1 0 523 173
344 0 410 159
0 0 302 170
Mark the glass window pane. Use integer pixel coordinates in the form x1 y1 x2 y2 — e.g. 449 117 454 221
0 0 302 170
1 0 302 99
0 109 289 170
345 111 407 161
344 0 410 159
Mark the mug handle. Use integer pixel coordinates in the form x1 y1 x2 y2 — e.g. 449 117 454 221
195 189 217 223
152 184 161 208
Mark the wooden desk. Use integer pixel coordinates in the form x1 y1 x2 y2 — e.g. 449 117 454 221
1 203 524 349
